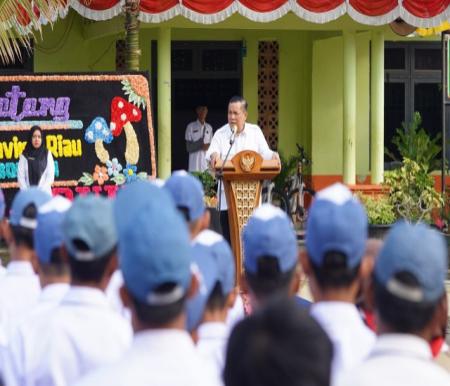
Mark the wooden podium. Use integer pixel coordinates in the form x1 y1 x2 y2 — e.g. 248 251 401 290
215 150 280 284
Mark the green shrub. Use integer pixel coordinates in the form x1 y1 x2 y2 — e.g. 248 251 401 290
357 193 396 225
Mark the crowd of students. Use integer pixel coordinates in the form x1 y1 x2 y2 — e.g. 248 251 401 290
0 171 447 386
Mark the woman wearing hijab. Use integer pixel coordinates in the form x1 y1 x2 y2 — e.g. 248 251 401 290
17 126 54 195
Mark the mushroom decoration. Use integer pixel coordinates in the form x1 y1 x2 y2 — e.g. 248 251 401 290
85 117 113 163
110 97 142 165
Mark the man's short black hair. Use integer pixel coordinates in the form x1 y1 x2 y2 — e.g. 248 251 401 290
245 256 295 300
130 282 186 327
10 203 38 249
224 298 333 386
229 96 248 112
310 251 360 290
206 281 227 311
39 247 70 277
374 272 440 334
68 239 116 283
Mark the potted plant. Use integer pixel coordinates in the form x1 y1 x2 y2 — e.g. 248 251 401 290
358 112 444 239
356 193 396 239
191 170 221 232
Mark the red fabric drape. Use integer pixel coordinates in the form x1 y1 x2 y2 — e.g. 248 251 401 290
182 0 234 14
76 0 119 11
349 0 397 16
239 0 288 13
140 0 178 13
296 0 344 13
403 0 450 18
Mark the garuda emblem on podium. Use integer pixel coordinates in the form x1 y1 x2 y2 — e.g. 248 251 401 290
240 153 255 172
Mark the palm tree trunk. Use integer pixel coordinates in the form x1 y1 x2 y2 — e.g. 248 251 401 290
124 0 141 71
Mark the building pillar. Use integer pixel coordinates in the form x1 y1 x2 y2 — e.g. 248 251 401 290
157 27 171 178
343 31 356 185
371 31 385 184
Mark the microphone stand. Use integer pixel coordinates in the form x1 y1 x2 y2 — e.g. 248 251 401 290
216 129 236 212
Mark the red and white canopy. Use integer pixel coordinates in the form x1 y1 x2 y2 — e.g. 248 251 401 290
69 0 449 27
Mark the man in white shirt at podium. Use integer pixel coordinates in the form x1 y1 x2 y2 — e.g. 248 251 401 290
206 96 279 242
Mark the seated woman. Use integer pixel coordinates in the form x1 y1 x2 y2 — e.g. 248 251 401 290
18 126 54 195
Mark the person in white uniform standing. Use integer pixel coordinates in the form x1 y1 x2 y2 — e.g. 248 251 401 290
0 188 51 345
206 96 279 242
4 196 72 386
185 105 213 172
337 222 450 386
75 181 221 386
300 183 375 382
26 195 132 386
186 230 236 378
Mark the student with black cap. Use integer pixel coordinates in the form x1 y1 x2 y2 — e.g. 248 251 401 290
337 221 450 386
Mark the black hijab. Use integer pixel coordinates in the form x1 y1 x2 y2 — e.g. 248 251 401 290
22 126 48 186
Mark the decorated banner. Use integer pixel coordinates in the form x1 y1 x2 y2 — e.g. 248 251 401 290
0 73 155 205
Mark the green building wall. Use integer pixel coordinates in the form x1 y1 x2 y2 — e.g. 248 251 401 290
35 11 440 180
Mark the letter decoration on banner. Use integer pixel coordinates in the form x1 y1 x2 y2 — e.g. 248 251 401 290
0 73 155 209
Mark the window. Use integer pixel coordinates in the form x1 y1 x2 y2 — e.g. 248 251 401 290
384 42 441 165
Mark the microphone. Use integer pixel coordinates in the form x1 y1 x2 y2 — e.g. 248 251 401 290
230 124 237 145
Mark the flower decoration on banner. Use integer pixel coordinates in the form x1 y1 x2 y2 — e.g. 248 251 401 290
110 96 142 165
85 117 113 163
106 157 123 177
121 79 147 110
93 165 109 185
123 163 138 183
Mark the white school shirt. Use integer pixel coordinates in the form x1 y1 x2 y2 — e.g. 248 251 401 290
105 270 131 321
26 286 132 386
336 334 450 386
3 283 70 386
17 152 55 196
310 301 376 382
205 123 274 210
185 120 213 172
196 322 229 378
75 329 222 386
0 261 41 346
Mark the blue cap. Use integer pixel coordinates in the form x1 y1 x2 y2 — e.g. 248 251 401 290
306 183 367 268
164 170 205 222
63 195 117 261
114 181 192 305
186 230 236 331
10 188 52 229
243 204 298 274
374 221 448 303
35 196 72 264
0 189 5 220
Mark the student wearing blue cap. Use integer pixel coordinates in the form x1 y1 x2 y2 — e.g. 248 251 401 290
0 187 51 344
337 222 450 386
27 195 132 386
165 170 245 328
224 298 333 386
242 204 307 311
300 183 375 380
76 181 220 386
164 170 210 240
4 196 72 386
186 230 236 376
